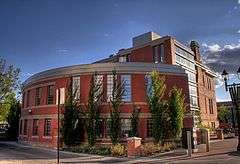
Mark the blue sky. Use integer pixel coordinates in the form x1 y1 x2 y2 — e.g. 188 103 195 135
1 0 240 101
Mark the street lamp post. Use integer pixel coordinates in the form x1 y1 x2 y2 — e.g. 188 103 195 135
57 88 61 164
222 66 240 151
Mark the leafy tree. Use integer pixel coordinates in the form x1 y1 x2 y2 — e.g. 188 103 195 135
80 73 103 146
218 105 231 123
146 70 167 143
0 59 20 123
129 106 140 137
168 87 185 139
6 94 21 140
0 58 20 103
62 86 79 146
109 70 124 144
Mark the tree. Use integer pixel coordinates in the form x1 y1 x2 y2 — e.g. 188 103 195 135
0 58 20 103
0 59 20 123
146 70 167 143
80 73 103 146
129 105 140 137
6 95 21 140
109 70 124 144
168 87 185 139
218 105 231 123
62 86 79 146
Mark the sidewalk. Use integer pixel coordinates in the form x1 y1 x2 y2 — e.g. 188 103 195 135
0 141 188 163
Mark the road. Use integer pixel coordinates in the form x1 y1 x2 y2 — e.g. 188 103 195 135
1 139 240 163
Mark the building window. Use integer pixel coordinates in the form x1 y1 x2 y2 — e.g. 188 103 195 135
32 119 39 136
47 85 54 104
119 56 129 62
205 97 208 113
35 87 42 106
96 119 104 138
94 75 103 101
207 78 212 90
186 70 196 83
44 118 51 136
107 75 114 102
209 99 214 114
189 85 197 96
121 119 131 137
145 74 152 97
26 90 30 107
19 120 23 135
175 54 195 70
147 119 153 137
23 119 28 135
72 76 80 100
190 95 198 107
121 75 131 102
153 44 164 63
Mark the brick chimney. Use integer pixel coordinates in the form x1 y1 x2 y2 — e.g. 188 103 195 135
190 41 201 62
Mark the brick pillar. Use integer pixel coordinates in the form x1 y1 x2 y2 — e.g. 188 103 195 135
127 137 142 157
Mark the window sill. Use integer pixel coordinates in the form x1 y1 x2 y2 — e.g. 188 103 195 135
32 135 39 138
42 136 52 139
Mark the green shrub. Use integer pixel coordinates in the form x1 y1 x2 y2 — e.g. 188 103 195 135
139 142 177 156
139 143 162 156
67 144 111 155
110 144 126 157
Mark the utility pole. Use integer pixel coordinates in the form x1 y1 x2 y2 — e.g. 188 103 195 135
57 88 60 164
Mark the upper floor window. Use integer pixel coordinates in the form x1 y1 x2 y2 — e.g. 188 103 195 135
107 75 114 102
145 74 152 97
153 44 165 63
207 78 212 90
72 76 80 100
190 95 198 107
35 87 42 106
47 85 54 104
209 99 214 114
94 75 103 101
121 75 131 102
189 85 197 96
26 90 30 107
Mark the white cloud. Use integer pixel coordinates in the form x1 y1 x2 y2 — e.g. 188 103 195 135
238 0 240 4
202 43 221 52
203 42 240 74
237 29 240 34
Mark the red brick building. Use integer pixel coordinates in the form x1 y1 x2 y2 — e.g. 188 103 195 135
19 32 218 148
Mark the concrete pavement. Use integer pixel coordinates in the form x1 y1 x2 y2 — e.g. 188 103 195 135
1 138 240 163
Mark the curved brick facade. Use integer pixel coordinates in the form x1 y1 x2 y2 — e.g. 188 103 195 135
19 62 190 148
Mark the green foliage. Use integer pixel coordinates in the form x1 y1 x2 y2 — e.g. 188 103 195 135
0 58 20 103
110 143 126 157
147 71 167 143
129 106 140 137
218 105 231 123
109 70 124 145
0 58 20 122
62 86 79 146
6 94 21 140
139 142 177 156
80 72 103 146
168 87 185 139
146 71 185 143
66 144 111 156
